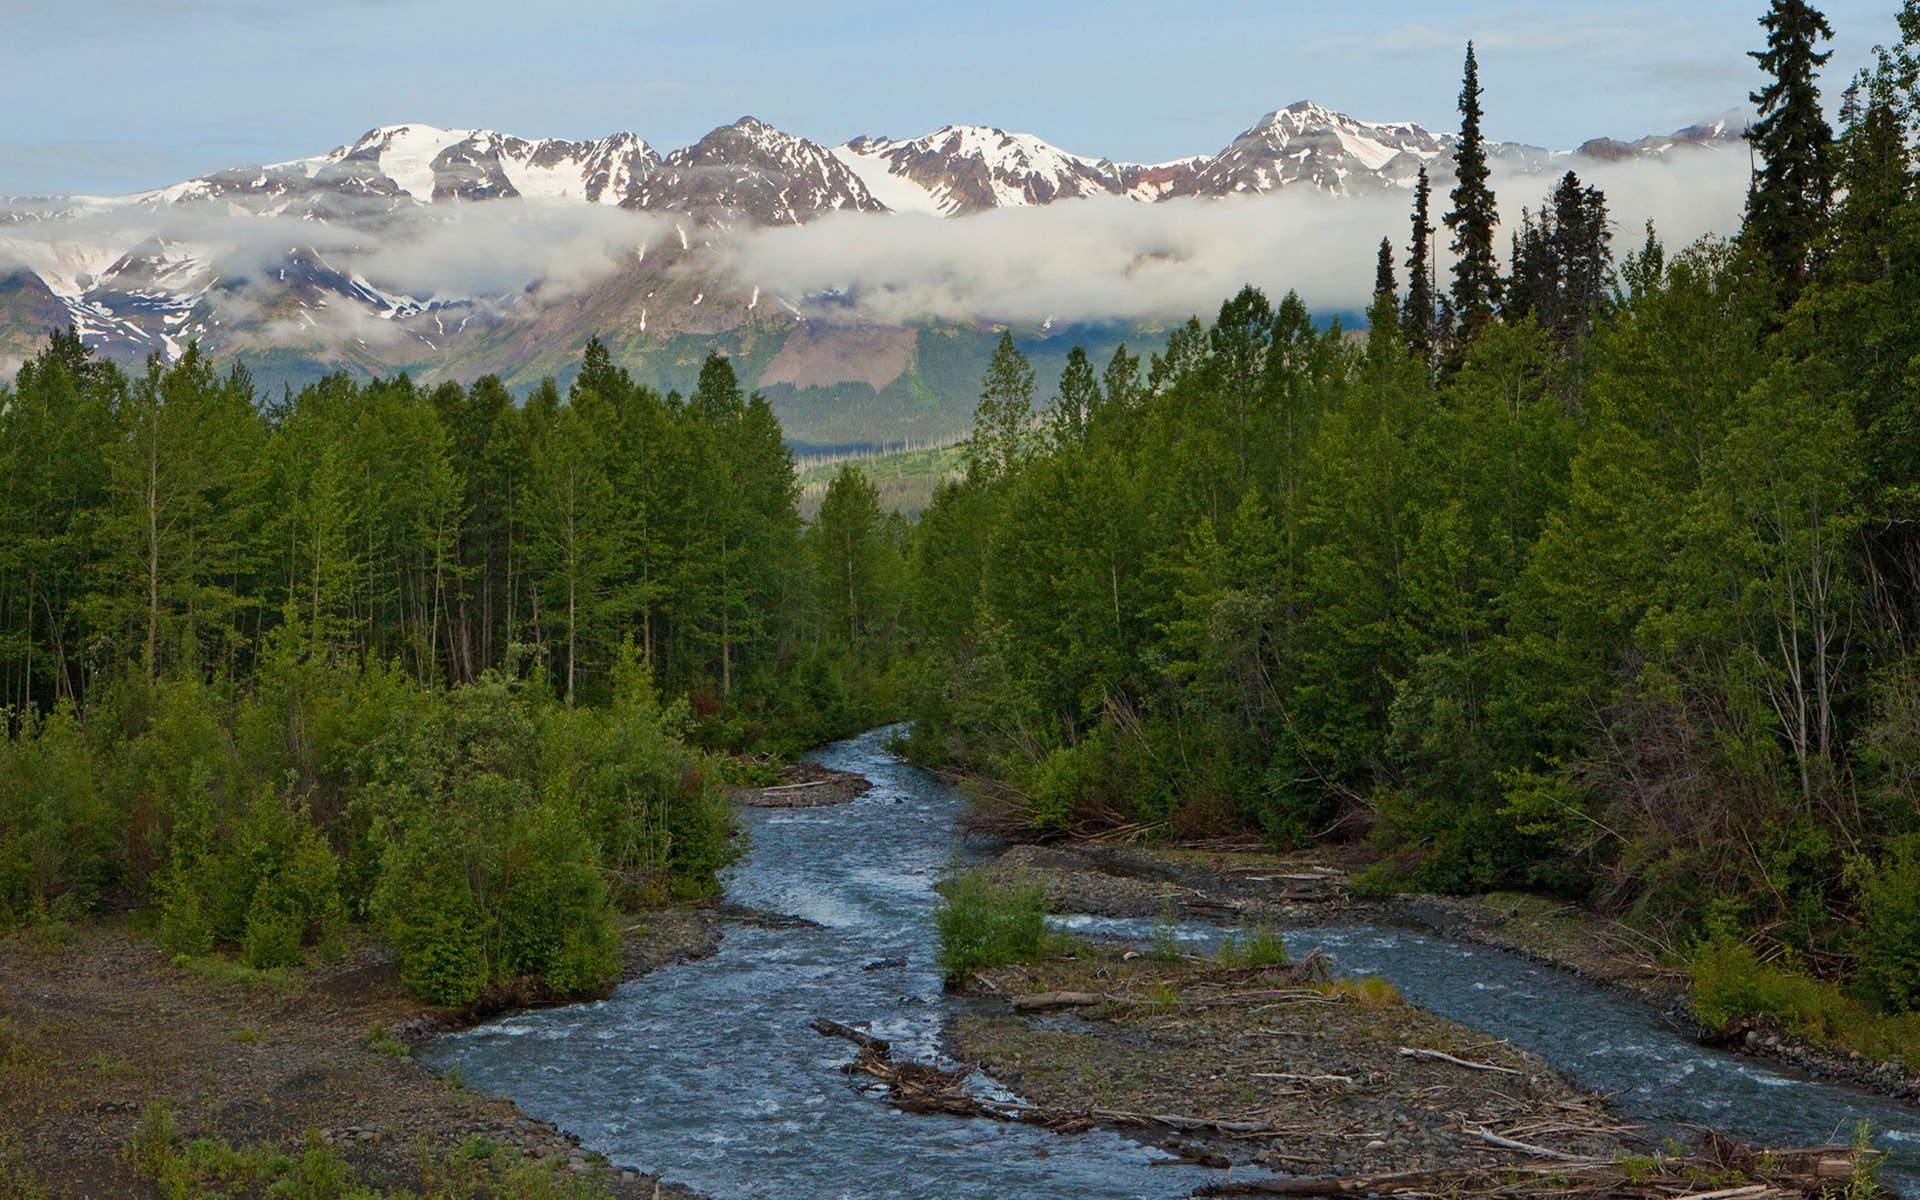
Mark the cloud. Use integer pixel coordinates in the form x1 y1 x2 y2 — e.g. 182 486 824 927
723 146 1753 326
0 146 1750 351
0 195 673 310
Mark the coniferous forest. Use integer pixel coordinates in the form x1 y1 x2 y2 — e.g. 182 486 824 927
2 0 1919 1065
903 3 1920 1039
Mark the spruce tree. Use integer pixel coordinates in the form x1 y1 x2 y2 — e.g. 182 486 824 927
1745 0 1836 301
1050 346 1100 447
1402 166 1436 362
1373 239 1398 313
1445 43 1502 342
1504 173 1611 345
1833 68 1910 280
1369 238 1400 352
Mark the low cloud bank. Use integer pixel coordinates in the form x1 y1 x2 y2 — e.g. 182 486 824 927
0 146 1751 349
726 147 1752 325
0 197 673 306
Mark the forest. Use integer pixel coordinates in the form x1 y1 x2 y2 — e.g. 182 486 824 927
902 2 1920 1037
1 0 1917 1060
0 336 910 1003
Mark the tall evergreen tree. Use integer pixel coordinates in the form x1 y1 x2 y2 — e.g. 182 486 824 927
1368 239 1401 359
1505 173 1612 346
1050 346 1101 447
1402 166 1437 363
1745 0 1836 300
1373 238 1399 316
1445 43 1502 342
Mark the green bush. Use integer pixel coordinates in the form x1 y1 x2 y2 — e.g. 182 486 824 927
374 833 487 1006
495 801 619 996
157 873 215 959
1857 837 1920 1013
1688 940 1835 1032
934 870 1050 981
240 889 303 970
0 705 115 925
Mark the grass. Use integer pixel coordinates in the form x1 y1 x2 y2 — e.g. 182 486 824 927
122 1099 617 1200
1689 941 1920 1071
1316 976 1405 1006
171 951 303 995
1214 926 1289 969
365 1024 410 1058
934 870 1053 982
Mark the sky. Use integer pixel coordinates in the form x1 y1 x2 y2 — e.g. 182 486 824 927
0 0 1906 197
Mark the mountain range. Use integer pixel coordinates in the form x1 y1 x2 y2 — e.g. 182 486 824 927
0 102 1746 450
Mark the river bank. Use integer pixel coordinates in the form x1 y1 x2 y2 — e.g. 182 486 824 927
0 907 721 1199
972 836 1920 1107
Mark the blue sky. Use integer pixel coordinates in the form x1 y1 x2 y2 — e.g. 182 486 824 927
0 0 1903 196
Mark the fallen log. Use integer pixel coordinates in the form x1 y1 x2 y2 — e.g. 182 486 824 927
809 1017 891 1055
1009 991 1107 1012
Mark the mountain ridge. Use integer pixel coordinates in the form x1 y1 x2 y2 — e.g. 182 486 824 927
0 100 1750 447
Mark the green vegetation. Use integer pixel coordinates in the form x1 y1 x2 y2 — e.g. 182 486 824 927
1214 926 1289 969
932 870 1052 982
1690 942 1920 1070
0 335 913 1003
127 1100 614 1200
797 443 965 517
899 2 1920 1059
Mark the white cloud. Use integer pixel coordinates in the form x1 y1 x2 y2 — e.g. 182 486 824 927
724 146 1753 326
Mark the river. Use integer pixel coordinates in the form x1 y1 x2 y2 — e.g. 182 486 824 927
426 727 1920 1198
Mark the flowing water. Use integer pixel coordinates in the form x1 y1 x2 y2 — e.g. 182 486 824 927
428 728 1920 1198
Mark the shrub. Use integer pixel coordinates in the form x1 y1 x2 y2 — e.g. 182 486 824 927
157 872 214 959
375 835 487 1006
934 870 1050 981
240 889 303 970
0 705 115 925
1857 837 1920 1014
495 801 619 998
1689 940 1835 1033
129 1100 178 1180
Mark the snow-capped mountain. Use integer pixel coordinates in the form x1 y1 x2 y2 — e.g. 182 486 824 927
630 117 884 226
0 100 1748 423
1171 101 1453 197
835 126 1128 216
141 125 662 216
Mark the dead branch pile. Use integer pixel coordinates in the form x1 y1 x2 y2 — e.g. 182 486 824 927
1193 1129 1874 1200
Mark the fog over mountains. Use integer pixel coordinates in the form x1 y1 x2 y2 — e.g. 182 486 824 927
0 101 1750 449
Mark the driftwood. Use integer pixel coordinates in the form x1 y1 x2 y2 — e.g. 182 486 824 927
809 1017 891 1055
1396 1046 1523 1075
1009 991 1108 1012
1460 1125 1584 1160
